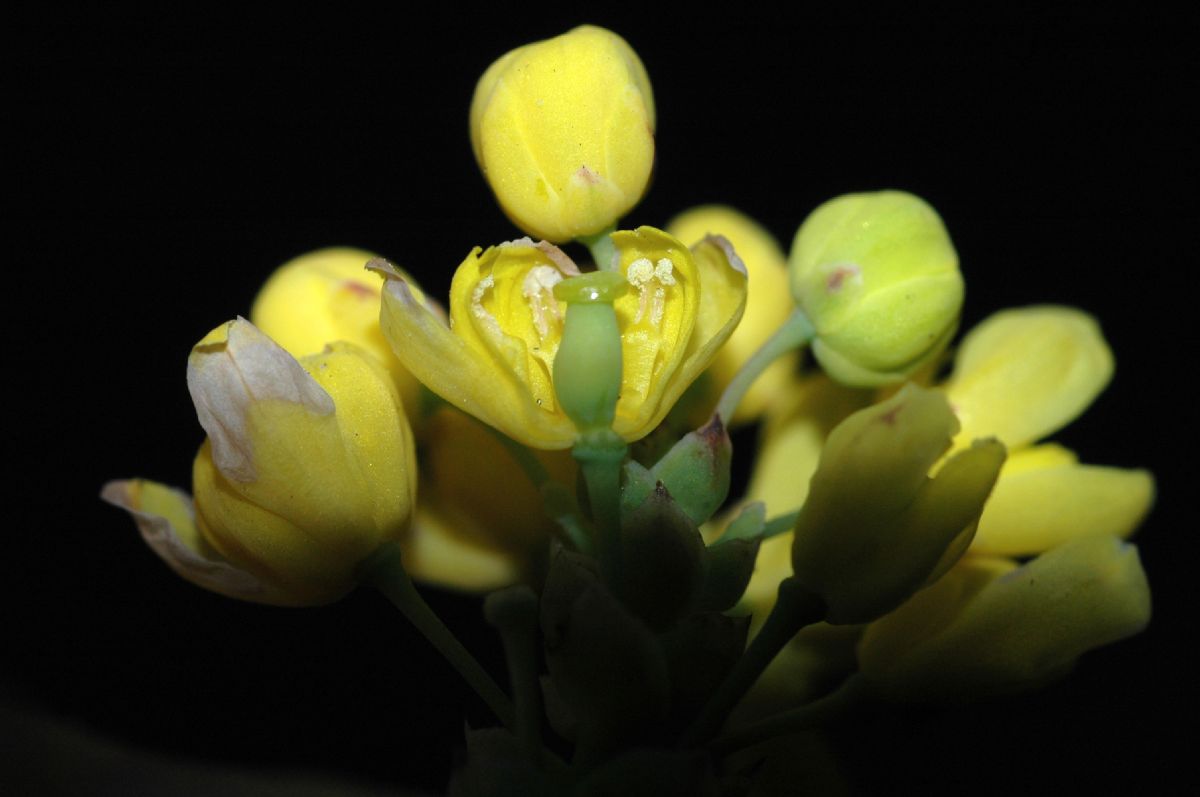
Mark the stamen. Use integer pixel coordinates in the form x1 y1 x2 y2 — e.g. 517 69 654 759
523 265 565 338
470 274 502 333
627 256 676 325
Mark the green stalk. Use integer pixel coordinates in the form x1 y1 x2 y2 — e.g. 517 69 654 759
679 577 825 748
714 308 815 423
574 430 627 583
359 543 515 731
578 226 618 270
476 419 592 552
709 675 871 756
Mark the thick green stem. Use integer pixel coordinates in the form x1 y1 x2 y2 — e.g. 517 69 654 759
578 226 618 270
709 675 872 756
679 577 826 748
359 543 515 730
574 430 627 583
715 308 815 423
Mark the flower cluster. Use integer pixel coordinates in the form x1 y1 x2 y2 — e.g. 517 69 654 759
104 24 1153 793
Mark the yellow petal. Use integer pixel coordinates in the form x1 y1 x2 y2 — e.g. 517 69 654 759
379 251 579 449
971 444 1156 556
667 205 795 423
249 247 424 414
610 227 700 437
861 536 1151 702
943 306 1113 448
100 479 292 605
404 405 574 590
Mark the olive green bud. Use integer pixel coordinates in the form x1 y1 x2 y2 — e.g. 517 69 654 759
791 384 1005 623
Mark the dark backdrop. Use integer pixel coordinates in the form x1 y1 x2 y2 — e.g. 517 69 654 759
7 7 1191 794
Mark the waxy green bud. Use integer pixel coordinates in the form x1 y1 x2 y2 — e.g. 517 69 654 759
790 190 962 387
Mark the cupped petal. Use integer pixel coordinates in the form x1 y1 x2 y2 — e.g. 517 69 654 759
187 318 334 482
610 230 747 439
610 227 700 438
100 479 287 604
971 444 1156 556
943 306 1113 448
378 253 578 449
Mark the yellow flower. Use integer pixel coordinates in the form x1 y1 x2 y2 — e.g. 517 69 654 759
249 248 567 592
249 247 424 414
789 190 963 387
103 319 417 606
667 205 796 424
789 384 1005 623
377 228 747 449
470 25 656 242
943 306 1155 555
857 535 1151 702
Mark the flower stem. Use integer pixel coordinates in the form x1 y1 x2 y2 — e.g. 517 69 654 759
679 577 825 748
715 308 815 423
709 674 872 756
359 542 516 731
484 587 546 764
573 429 628 584
578 226 618 270
476 419 592 552
762 509 801 539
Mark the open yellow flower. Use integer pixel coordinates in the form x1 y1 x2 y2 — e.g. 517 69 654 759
103 319 417 606
377 227 747 449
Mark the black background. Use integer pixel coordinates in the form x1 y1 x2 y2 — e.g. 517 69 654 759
7 6 1193 794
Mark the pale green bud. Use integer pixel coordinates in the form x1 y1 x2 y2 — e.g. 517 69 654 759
789 190 963 387
791 384 1005 623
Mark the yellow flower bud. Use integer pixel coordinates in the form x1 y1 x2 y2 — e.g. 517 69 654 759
470 25 656 242
667 205 795 423
249 247 424 414
377 229 746 449
858 535 1151 703
791 384 1005 623
106 319 417 606
789 190 963 387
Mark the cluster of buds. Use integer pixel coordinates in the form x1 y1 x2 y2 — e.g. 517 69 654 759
104 24 1153 793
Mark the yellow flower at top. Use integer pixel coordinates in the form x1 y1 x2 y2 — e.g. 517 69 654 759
377 227 747 449
470 25 656 242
